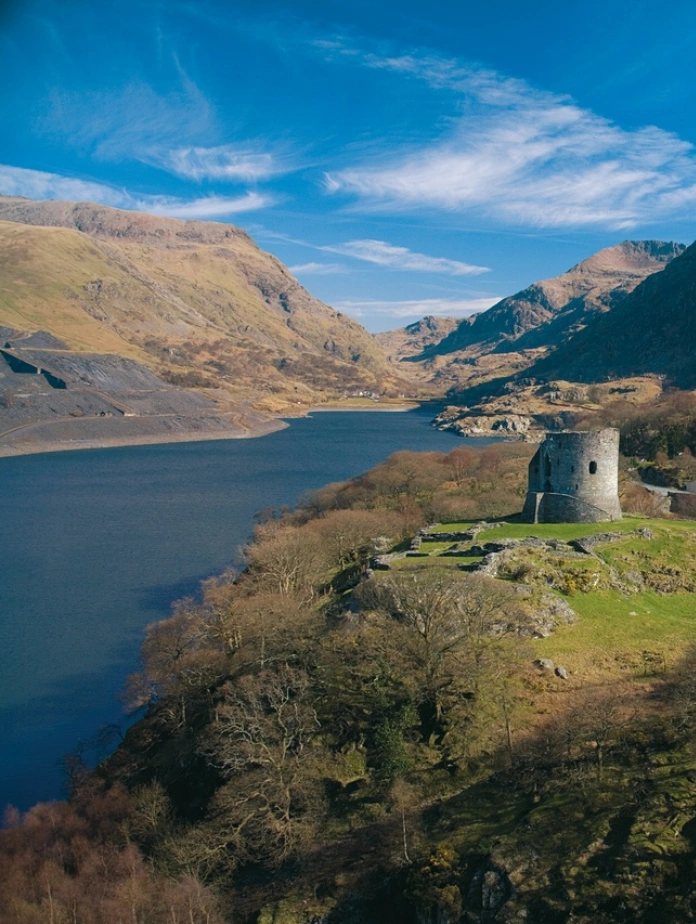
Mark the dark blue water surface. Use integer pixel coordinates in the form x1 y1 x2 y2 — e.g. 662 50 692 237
0 410 483 809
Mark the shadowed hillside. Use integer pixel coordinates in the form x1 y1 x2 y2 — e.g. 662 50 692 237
419 240 684 359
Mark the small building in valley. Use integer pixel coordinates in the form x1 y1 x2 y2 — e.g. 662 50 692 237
522 429 622 524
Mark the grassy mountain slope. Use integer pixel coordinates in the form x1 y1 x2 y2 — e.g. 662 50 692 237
0 197 403 412
0 221 154 360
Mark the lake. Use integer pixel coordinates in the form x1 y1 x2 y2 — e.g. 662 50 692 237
0 410 488 809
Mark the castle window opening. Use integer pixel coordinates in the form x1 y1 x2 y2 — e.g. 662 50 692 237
589 461 598 474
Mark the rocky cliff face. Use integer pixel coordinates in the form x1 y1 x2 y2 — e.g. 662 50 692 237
0 196 402 413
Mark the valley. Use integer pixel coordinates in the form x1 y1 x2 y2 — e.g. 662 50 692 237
0 197 418 455
2 196 693 458
6 3 696 921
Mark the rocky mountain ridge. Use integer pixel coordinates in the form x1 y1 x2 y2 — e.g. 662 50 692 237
411 241 690 440
375 315 460 361
420 240 684 359
529 237 696 387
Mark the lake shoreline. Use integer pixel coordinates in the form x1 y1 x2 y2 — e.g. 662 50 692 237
288 402 421 416
0 420 288 458
0 403 428 459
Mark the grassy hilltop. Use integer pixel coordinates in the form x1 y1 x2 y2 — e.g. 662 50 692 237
404 517 696 674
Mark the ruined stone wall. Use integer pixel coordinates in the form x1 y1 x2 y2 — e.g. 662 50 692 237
668 492 696 518
541 492 619 523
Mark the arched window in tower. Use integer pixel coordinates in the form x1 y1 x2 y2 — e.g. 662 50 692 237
589 460 598 475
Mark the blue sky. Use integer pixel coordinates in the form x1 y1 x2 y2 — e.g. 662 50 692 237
2 0 696 331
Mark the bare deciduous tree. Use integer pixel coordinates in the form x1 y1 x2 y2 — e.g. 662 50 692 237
359 569 529 755
243 523 328 600
199 666 325 867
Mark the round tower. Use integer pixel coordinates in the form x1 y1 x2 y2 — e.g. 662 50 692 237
523 429 621 523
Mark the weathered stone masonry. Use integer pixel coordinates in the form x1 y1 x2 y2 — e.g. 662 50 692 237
522 429 622 524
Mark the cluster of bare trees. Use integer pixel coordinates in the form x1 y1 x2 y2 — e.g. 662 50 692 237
99 445 538 887
577 388 696 462
294 444 534 525
0 785 224 924
357 570 531 757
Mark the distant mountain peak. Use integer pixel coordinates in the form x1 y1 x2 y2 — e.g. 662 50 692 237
529 237 696 387
376 315 460 364
568 240 685 275
414 239 686 360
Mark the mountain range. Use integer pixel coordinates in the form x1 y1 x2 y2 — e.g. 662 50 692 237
0 192 694 452
413 240 685 360
530 238 696 387
384 238 692 437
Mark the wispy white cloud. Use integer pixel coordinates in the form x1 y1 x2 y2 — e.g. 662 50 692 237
323 239 489 274
0 165 273 218
289 262 348 275
334 296 499 320
142 192 273 218
322 41 696 230
147 144 283 182
41 82 288 186
0 165 128 207
42 80 215 163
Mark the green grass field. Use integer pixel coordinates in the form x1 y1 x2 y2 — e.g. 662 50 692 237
413 516 696 678
427 516 668 542
536 589 696 675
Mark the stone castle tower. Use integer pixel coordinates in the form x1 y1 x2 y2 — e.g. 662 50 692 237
522 429 622 523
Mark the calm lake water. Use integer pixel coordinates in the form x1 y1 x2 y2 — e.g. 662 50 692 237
0 410 487 809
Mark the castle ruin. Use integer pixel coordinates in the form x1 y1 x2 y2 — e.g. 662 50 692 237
522 429 622 524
